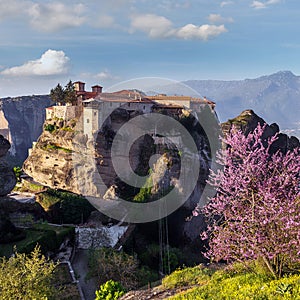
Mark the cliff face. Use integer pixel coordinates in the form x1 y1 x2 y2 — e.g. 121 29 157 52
0 95 53 163
0 135 16 196
23 105 215 247
24 107 212 200
23 118 78 192
222 109 300 153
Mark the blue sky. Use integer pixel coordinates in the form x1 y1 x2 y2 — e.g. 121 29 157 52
0 0 299 97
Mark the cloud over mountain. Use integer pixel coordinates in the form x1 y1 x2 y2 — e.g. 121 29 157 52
1 49 70 76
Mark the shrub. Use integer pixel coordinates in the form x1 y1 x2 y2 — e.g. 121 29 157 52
88 248 139 290
162 265 212 289
43 144 72 153
37 189 95 224
139 243 182 273
13 166 22 182
95 280 125 300
44 124 57 133
18 228 57 254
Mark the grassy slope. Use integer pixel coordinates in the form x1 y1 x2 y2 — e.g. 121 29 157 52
161 264 300 300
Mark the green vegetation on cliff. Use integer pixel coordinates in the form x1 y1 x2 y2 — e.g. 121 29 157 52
36 189 95 224
50 80 77 105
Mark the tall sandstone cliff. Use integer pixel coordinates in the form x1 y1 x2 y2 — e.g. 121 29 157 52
23 107 212 201
0 95 53 163
0 135 16 196
23 107 299 250
23 105 214 248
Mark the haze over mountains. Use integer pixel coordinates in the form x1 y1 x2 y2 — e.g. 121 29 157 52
152 71 300 138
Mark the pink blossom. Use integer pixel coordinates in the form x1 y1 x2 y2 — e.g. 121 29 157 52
198 123 300 277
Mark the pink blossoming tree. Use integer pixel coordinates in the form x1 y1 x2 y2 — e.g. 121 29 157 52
199 124 300 278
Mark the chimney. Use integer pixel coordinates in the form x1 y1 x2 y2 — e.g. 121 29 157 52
74 81 85 92
92 85 103 94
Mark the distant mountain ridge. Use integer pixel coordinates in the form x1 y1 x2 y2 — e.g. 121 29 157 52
150 71 300 138
184 71 300 137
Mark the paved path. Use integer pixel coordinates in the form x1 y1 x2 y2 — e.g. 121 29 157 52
72 250 98 300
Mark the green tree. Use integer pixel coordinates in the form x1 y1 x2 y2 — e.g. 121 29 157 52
13 166 22 183
64 80 77 105
88 248 139 290
95 280 125 300
50 83 65 105
0 246 57 300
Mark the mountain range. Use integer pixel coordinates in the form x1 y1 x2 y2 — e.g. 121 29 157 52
150 71 300 138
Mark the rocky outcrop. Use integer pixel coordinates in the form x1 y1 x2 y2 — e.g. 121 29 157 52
222 109 300 153
0 95 53 163
23 118 78 191
23 105 215 250
0 135 16 196
24 107 213 201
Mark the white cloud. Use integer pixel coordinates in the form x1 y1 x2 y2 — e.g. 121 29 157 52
158 0 191 10
251 0 281 9
251 1 267 9
130 14 227 40
95 70 119 81
220 1 234 7
80 70 119 82
28 2 86 32
174 24 227 40
1 49 70 76
208 14 234 24
267 0 281 4
130 14 173 38
0 0 31 21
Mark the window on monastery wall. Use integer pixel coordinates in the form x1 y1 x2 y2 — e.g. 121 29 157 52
87 119 90 123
